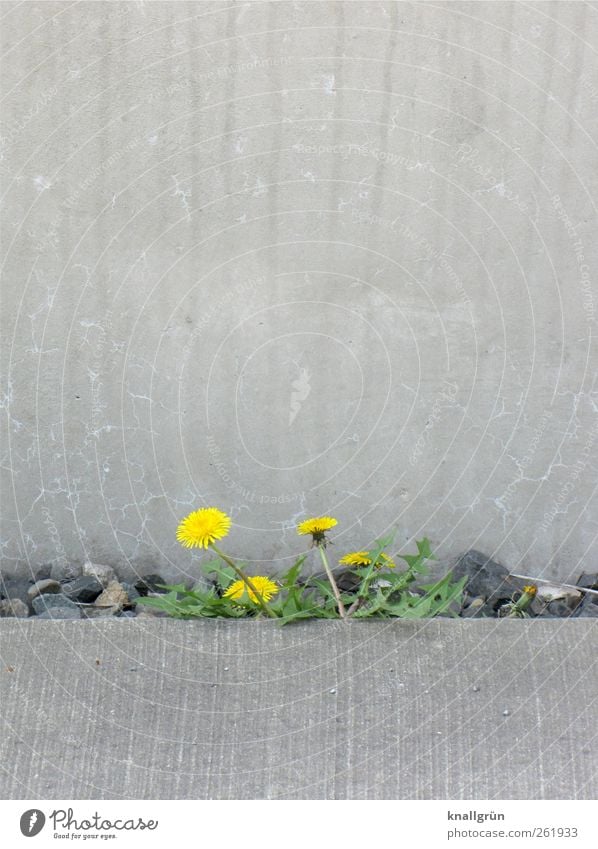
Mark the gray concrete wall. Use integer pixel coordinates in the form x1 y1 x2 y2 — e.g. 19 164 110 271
1 1 597 583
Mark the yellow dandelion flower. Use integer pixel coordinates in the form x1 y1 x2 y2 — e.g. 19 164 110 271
376 552 395 569
297 516 338 547
176 507 232 549
522 585 537 596
339 551 372 567
339 551 396 569
297 516 337 538
223 576 279 604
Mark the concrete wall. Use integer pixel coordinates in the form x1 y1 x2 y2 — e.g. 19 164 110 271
1 1 597 583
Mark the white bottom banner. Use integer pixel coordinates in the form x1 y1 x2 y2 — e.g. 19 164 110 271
0 800 595 848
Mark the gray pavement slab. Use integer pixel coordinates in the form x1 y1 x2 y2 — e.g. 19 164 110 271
0 620 596 799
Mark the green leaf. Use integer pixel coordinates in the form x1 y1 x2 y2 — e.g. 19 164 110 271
397 537 437 574
282 595 299 616
366 530 397 566
310 579 337 601
430 576 467 614
418 570 459 597
281 555 307 588
205 561 237 590
153 582 187 593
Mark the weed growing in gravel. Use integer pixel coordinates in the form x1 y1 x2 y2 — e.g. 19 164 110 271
500 584 538 618
136 509 466 623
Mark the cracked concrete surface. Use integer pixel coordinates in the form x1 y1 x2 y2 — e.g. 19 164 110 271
1 2 598 582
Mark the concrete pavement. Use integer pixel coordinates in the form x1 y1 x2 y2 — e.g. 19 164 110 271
0 620 596 799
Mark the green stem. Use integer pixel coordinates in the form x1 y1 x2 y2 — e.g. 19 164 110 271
318 545 347 620
211 544 277 619
347 560 377 617
506 590 535 618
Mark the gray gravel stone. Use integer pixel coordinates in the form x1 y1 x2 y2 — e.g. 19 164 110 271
452 550 512 607
62 576 103 603
0 577 32 608
122 582 140 603
32 593 79 615
575 596 598 617
94 581 128 612
28 579 62 600
334 571 361 593
546 600 575 617
531 596 549 616
576 573 598 591
0 598 29 618
536 584 582 609
82 561 116 588
461 597 490 618
50 562 82 582
133 573 168 595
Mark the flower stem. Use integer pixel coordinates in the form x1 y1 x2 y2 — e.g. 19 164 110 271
347 564 376 617
211 544 277 619
318 545 347 620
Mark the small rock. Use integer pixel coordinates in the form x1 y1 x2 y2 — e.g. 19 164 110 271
465 596 486 610
50 562 81 582
82 561 116 588
576 573 598 591
452 550 512 607
28 579 61 600
0 577 32 608
35 565 53 581
0 598 29 618
546 600 575 618
574 595 598 617
333 570 360 593
133 573 169 595
530 596 549 616
35 607 81 620
32 593 79 615
94 580 129 612
122 582 140 605
536 584 582 610
461 597 488 618
62 576 103 604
